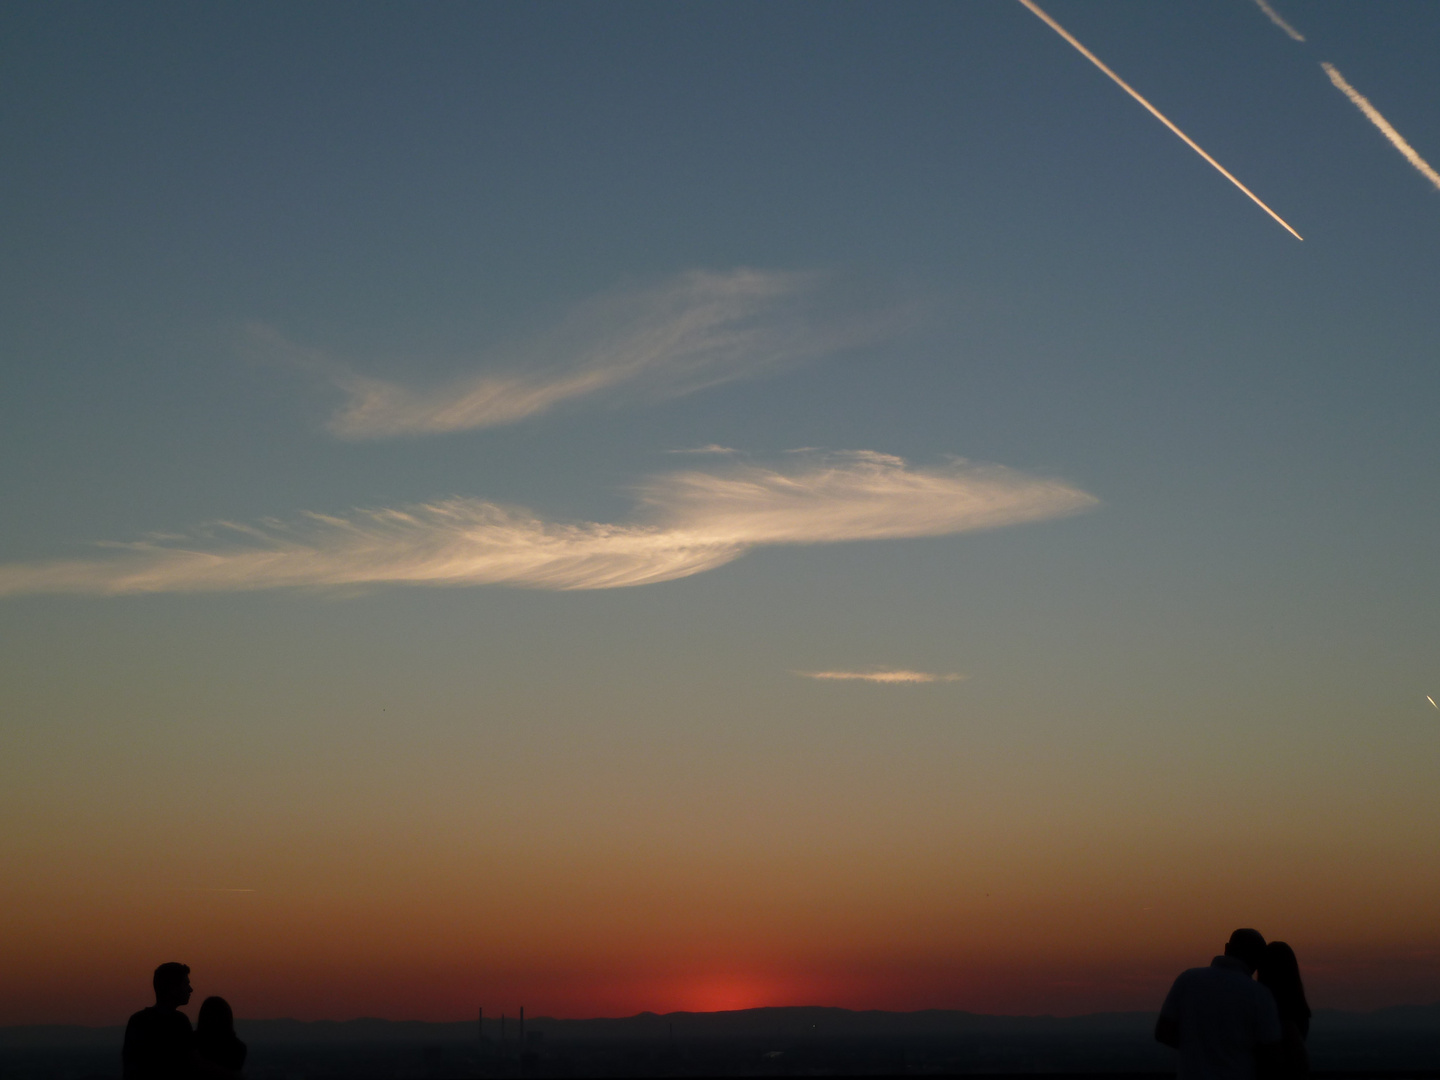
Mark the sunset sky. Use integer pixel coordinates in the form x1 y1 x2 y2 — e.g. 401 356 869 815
3 0 1439 1026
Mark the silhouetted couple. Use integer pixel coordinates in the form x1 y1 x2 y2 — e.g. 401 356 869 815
122 963 248 1079
1157 929 1312 1080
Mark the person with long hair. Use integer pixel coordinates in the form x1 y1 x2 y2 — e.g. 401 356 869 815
1257 941 1311 1078
194 996 247 1078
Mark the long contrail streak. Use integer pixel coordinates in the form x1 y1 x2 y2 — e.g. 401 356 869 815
1322 63 1440 192
1014 0 1303 240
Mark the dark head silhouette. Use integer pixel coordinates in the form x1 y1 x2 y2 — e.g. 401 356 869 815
1223 927 1267 972
195 996 248 1077
197 996 234 1036
1257 940 1312 1038
151 963 192 1009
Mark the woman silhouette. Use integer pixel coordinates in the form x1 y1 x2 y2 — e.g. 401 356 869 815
1257 941 1311 1078
195 996 247 1078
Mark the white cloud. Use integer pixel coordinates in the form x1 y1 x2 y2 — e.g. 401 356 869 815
260 269 889 440
796 669 966 684
0 452 1096 597
667 444 740 455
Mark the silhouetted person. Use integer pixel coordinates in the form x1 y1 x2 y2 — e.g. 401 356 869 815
1156 928 1283 1079
195 996 247 1078
123 962 196 1080
1257 941 1311 1078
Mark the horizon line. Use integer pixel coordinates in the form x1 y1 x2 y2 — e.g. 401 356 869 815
9 999 1439 1030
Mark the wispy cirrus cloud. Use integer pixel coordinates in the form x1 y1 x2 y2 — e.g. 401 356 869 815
1322 63 1440 192
796 669 966 684
257 269 890 440
0 452 1096 597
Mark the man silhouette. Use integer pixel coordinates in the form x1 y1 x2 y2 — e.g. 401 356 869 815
122 962 195 1080
1156 929 1282 1080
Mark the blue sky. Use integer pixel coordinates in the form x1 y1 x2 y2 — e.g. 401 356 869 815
2 1 1439 1021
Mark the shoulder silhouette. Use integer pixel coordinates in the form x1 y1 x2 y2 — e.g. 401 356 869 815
1156 928 1284 1080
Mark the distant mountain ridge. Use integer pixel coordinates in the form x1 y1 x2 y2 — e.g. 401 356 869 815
5 1001 1440 1048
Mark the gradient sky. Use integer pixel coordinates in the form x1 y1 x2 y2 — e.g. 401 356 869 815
3 0 1439 1026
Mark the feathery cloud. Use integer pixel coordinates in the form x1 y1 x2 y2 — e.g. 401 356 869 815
1322 63 1440 192
1250 0 1305 43
796 669 966 684
0 453 1096 597
1014 0 1303 240
259 269 889 440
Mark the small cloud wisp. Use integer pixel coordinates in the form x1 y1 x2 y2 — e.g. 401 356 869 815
0 452 1096 597
262 269 889 440
1322 63 1440 192
797 669 966 684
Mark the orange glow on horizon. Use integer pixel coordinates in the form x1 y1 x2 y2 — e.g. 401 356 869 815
661 976 800 1015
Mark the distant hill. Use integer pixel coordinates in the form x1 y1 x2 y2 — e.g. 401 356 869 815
4 1001 1439 1047
7 1005 1440 1079
1313 1002 1440 1031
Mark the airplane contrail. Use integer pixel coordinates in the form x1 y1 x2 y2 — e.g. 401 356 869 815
186 887 258 893
1427 695 1438 710
1322 63 1440 193
1014 0 1303 240
1251 0 1305 43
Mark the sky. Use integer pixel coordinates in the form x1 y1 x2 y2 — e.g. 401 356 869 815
2 0 1439 1026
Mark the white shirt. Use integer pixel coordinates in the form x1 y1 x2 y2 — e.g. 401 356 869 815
1160 955 1283 1080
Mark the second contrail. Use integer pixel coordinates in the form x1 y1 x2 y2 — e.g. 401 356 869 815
1251 0 1305 43
1014 0 1303 240
1322 63 1440 193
